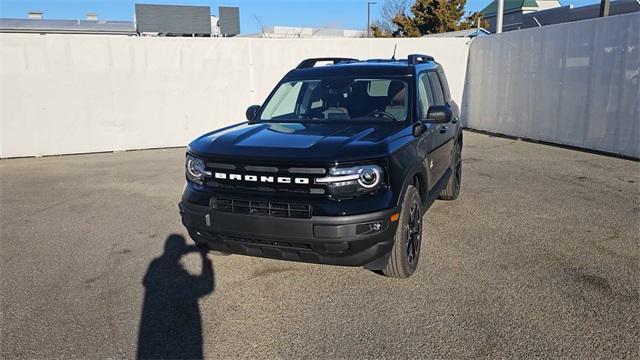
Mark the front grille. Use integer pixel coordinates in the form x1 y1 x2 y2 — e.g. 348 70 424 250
211 197 312 219
203 161 328 195
218 235 313 250
207 181 322 194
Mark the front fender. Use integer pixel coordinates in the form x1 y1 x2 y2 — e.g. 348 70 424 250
389 144 430 209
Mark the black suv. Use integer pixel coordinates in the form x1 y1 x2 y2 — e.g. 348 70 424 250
179 55 462 278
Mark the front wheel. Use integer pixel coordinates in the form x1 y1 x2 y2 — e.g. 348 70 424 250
439 140 462 201
382 185 423 278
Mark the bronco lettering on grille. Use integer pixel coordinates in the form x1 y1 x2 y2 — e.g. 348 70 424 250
214 172 309 184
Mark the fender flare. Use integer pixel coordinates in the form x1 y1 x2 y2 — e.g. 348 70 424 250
395 162 430 209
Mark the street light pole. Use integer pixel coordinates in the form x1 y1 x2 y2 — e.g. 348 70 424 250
599 0 610 17
496 0 504 33
367 1 376 37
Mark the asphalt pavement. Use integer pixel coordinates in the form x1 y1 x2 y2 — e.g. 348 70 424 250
1 131 638 359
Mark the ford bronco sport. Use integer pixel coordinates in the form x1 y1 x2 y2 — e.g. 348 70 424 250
179 55 462 278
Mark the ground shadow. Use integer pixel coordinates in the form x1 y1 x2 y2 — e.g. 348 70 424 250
137 234 214 360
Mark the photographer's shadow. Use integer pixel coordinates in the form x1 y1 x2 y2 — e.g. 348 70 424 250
137 234 214 360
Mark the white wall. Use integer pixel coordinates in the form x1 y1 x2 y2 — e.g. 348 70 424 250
0 35 470 158
463 12 640 158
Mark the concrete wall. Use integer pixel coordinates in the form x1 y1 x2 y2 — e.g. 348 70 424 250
0 35 470 158
463 12 640 158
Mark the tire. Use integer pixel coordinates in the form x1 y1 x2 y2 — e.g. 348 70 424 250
382 185 423 278
439 139 462 201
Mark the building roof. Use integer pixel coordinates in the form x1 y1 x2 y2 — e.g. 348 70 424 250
482 0 539 16
0 18 136 34
422 28 490 38
239 25 365 38
522 0 639 28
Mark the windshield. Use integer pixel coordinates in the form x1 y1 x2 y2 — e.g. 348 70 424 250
258 77 409 122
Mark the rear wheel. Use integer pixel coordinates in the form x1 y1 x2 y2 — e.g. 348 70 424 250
439 139 462 200
383 185 422 278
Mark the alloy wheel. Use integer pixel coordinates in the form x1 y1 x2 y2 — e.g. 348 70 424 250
454 144 462 189
406 200 421 264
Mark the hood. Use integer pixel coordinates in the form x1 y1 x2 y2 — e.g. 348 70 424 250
187 121 413 163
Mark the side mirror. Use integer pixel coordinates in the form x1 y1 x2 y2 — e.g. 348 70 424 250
246 105 260 121
412 121 426 137
426 105 452 124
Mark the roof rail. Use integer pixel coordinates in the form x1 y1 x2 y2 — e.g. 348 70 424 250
407 54 434 65
296 57 358 69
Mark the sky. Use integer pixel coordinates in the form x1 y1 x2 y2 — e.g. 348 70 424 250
0 0 599 34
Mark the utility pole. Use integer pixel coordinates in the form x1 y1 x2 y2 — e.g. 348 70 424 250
599 0 610 17
496 0 504 33
367 1 376 37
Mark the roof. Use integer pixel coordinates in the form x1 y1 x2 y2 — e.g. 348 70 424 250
422 28 490 38
482 0 539 16
284 59 437 79
0 18 136 34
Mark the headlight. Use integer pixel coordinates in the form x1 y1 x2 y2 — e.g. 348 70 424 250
315 164 384 196
358 167 381 188
186 155 211 185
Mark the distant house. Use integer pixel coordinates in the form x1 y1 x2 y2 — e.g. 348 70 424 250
0 5 230 37
422 28 490 38
0 11 136 35
481 0 562 32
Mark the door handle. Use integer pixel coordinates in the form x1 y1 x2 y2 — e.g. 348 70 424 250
439 126 448 134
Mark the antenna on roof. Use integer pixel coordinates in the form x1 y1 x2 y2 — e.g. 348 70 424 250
391 44 397 60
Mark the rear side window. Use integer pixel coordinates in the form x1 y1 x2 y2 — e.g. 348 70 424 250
427 72 445 106
437 69 451 102
417 73 434 119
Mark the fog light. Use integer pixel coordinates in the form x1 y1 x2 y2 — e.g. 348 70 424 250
355 221 384 235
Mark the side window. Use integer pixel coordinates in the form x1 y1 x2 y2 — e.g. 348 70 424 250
417 73 434 119
427 72 445 106
437 69 451 102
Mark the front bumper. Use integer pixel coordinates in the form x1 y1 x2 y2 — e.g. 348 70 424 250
179 201 399 266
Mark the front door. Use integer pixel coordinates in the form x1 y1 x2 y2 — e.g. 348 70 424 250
417 71 454 189
425 71 454 185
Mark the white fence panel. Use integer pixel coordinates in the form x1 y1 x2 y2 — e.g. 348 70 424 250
0 35 469 158
463 12 640 158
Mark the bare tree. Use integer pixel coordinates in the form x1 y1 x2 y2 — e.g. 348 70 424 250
253 15 269 38
372 0 411 35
